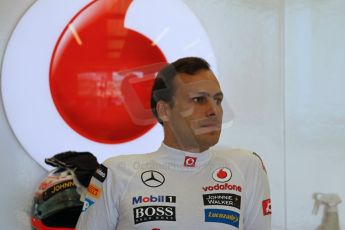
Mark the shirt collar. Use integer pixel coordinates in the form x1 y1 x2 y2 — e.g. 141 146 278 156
153 143 213 172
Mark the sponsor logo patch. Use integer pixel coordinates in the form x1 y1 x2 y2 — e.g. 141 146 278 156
133 206 176 224
94 164 108 182
262 199 272 216
133 195 176 205
203 193 241 209
202 183 242 193
212 167 232 182
141 170 165 188
184 156 197 167
82 198 95 212
42 179 75 201
87 183 102 199
204 208 240 227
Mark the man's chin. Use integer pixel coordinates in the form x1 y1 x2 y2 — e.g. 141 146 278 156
197 135 220 149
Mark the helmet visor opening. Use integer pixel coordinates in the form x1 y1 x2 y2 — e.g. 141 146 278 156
42 206 83 228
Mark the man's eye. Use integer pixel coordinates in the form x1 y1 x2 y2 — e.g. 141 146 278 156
215 97 223 105
192 97 205 103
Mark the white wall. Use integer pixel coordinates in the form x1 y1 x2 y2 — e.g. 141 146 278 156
0 1 45 229
0 0 344 229
285 0 345 229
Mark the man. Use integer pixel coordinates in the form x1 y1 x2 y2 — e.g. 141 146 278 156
76 57 271 229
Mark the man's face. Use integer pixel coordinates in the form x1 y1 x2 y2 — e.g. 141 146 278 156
165 69 223 151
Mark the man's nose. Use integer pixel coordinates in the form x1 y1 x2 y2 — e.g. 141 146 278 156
206 99 220 117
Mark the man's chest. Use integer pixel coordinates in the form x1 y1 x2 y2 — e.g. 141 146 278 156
115 164 246 230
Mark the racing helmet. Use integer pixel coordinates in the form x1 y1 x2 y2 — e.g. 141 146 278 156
31 168 83 230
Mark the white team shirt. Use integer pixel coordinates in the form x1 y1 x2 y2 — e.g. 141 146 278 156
76 143 271 230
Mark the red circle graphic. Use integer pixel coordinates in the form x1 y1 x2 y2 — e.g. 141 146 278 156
50 0 167 144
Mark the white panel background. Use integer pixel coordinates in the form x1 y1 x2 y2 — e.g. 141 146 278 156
0 0 344 229
0 0 46 229
285 0 345 229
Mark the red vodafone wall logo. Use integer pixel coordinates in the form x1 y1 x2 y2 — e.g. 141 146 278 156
1 0 217 169
50 0 166 143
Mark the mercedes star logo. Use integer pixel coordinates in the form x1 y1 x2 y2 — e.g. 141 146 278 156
141 170 165 187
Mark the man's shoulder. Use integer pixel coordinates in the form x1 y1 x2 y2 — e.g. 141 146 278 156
213 146 255 159
212 146 267 173
102 152 155 169
212 146 264 165
96 152 156 182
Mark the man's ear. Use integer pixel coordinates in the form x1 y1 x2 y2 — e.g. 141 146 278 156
156 101 170 122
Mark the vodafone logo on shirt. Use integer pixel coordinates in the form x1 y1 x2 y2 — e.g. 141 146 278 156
202 183 242 193
1 0 217 169
184 156 197 167
212 167 232 182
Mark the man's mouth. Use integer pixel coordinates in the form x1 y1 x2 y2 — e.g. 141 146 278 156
194 122 221 135
200 122 221 128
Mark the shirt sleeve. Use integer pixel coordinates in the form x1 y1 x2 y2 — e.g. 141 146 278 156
243 152 272 230
76 164 118 230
